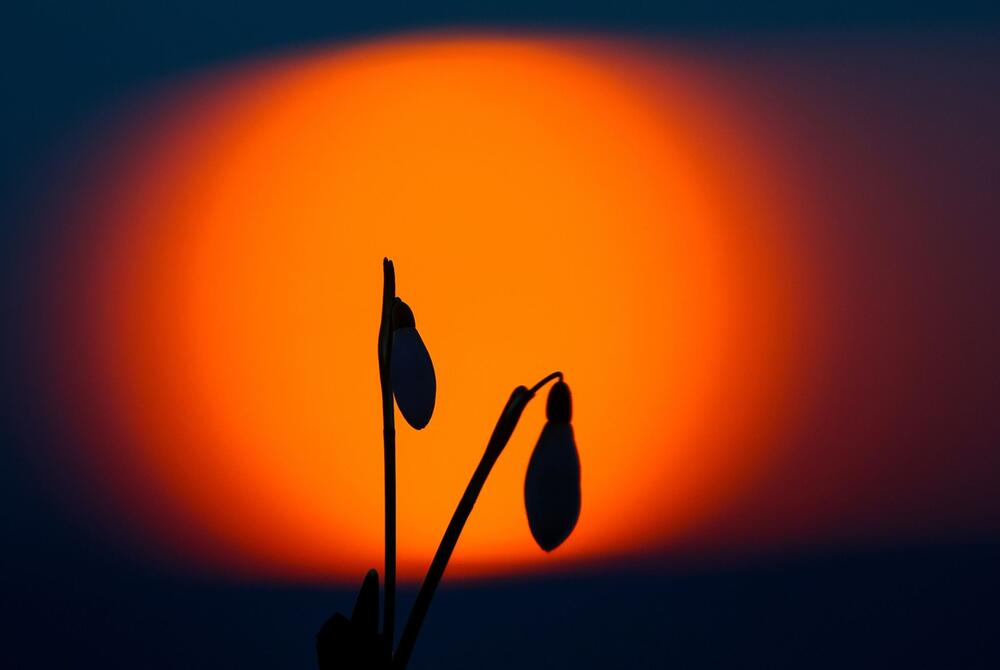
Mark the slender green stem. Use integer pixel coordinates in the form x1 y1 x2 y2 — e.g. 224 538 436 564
378 258 397 650
392 372 563 670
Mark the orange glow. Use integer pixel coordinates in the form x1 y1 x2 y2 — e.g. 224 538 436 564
64 35 812 580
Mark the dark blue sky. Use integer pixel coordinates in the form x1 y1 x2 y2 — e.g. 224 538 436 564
2 3 1000 668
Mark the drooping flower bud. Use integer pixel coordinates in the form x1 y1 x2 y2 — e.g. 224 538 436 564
390 297 436 429
546 379 572 423
524 380 580 552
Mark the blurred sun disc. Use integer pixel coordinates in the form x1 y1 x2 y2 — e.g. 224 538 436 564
55 35 810 580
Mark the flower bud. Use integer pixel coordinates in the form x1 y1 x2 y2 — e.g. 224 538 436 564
351 568 380 634
525 382 580 551
546 380 572 423
390 297 436 429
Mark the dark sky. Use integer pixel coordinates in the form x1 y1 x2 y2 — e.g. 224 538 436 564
3 3 1000 668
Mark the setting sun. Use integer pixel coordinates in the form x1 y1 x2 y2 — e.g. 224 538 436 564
54 35 811 581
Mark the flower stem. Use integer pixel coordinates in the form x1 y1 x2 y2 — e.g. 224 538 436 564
529 370 563 395
392 372 563 670
378 258 397 651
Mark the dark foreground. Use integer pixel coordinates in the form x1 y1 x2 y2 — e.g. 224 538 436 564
3 539 998 669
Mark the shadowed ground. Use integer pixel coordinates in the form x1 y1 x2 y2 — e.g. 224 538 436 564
2 538 998 668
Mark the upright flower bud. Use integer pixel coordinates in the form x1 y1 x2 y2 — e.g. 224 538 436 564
524 380 581 552
316 569 387 670
390 297 436 429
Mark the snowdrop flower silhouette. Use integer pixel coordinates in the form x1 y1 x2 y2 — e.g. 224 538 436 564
525 379 581 552
318 259 582 670
389 297 436 430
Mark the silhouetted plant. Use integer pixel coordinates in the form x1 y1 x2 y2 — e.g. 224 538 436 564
525 379 581 552
318 258 581 670
317 570 388 669
389 297 435 430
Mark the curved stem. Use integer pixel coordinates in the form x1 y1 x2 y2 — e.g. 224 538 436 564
378 258 397 650
392 372 563 670
529 370 563 395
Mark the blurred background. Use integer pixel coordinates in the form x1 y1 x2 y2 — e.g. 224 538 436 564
2 3 1000 668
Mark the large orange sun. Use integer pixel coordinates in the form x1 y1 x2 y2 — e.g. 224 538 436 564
58 35 811 581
